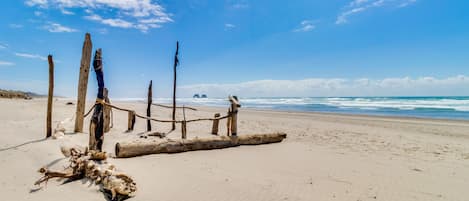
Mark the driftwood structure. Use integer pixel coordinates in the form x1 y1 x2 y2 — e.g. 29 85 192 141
35 147 136 200
115 133 287 158
46 55 54 138
89 49 105 151
75 33 93 133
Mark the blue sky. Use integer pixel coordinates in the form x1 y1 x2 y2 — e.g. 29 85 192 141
1 0 469 98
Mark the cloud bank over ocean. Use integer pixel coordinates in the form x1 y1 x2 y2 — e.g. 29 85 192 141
179 75 469 98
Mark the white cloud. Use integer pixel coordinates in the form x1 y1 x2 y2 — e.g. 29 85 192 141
34 11 43 16
25 0 172 32
60 8 74 15
42 22 78 32
293 20 316 32
0 43 8 49
0 61 15 66
178 75 469 97
15 52 47 61
336 0 417 24
9 24 24 28
229 0 249 9
224 23 235 31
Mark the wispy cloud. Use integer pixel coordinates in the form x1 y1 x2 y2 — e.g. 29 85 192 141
0 43 8 49
229 0 249 9
9 24 24 28
42 22 78 33
179 75 469 97
293 20 316 32
85 14 133 28
15 52 47 61
224 23 236 31
0 61 15 66
336 0 417 24
25 0 173 33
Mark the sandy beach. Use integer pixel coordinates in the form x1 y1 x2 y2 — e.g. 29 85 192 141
1 98 469 201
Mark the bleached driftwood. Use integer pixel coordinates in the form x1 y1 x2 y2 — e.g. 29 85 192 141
115 132 287 158
35 147 136 201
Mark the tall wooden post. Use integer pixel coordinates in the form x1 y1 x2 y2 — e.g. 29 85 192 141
172 41 179 130
89 49 105 151
211 113 220 135
103 88 111 133
46 55 54 138
229 95 241 136
75 33 93 133
147 80 152 131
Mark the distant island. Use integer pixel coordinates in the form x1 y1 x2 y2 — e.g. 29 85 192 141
0 89 45 99
193 94 207 98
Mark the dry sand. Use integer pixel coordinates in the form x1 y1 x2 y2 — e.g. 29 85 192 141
1 98 469 201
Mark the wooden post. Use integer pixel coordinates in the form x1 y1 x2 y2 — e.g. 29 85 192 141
181 105 187 139
211 113 220 135
147 80 152 131
74 33 93 133
46 55 54 138
172 41 179 130
127 111 136 132
229 95 241 136
226 108 231 136
103 88 111 133
89 49 105 151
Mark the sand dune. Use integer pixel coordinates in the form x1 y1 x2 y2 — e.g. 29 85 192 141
1 98 469 201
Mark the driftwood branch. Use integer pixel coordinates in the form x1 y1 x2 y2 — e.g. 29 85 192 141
35 147 136 200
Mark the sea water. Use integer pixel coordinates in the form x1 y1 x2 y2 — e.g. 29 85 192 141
121 97 469 120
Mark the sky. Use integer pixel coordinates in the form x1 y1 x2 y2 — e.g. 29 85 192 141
1 0 469 98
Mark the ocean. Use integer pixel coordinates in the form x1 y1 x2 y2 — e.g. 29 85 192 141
122 97 469 121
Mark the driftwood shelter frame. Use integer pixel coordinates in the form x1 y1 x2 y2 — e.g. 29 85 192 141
39 33 287 201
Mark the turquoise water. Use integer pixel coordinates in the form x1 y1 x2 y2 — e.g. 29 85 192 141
144 97 469 120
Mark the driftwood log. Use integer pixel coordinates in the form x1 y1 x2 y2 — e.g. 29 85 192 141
115 132 287 158
35 147 136 201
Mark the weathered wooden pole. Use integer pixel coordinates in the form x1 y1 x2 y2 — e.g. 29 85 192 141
127 111 136 132
229 95 241 136
74 33 93 133
147 80 152 131
171 41 179 130
226 108 231 136
89 49 105 151
46 55 54 138
103 88 111 133
211 113 220 135
181 106 187 139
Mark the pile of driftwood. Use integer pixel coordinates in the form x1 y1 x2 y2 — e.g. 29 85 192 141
35 147 136 201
